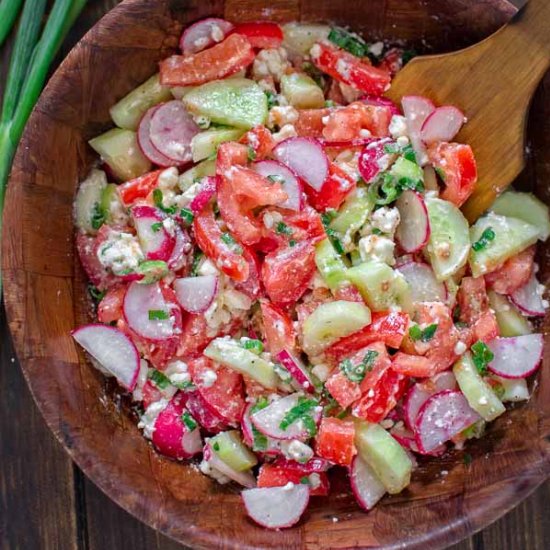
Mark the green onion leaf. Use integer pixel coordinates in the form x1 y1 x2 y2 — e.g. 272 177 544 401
275 221 293 236
328 27 369 58
471 340 494 376
267 174 285 185
279 398 318 433
151 221 163 233
242 338 264 354
221 232 243 254
265 91 278 110
180 207 194 225
191 250 203 276
148 309 169 321
472 227 496 252
247 146 257 161
0 0 24 48
87 284 106 303
152 188 177 215
181 411 198 431
148 369 171 389
409 323 438 342
213 441 220 452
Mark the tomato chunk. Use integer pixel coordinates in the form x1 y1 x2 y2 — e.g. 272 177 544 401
315 417 356 466
97 285 126 323
378 47 405 76
118 170 163 206
295 108 331 137
311 42 391 96
485 246 535 294
260 299 297 354
76 232 118 291
305 162 356 212
391 352 436 378
232 22 283 49
239 125 276 159
160 33 255 86
257 464 329 496
234 246 262 299
428 142 477 207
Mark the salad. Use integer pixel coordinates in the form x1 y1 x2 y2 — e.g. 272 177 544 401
72 19 549 529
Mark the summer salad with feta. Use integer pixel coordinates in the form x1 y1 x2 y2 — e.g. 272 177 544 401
72 19 549 529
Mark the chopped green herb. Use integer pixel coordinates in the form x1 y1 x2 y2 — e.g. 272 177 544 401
325 227 345 254
213 441 220 452
242 338 264 354
401 144 417 164
434 166 447 182
325 100 336 108
471 340 494 376
383 143 401 154
136 260 169 284
151 221 163 233
276 221 293 236
91 202 106 230
300 476 310 485
152 188 177 215
463 453 473 466
180 207 194 225
301 414 318 438
401 49 417 65
472 227 496 252
336 408 350 420
221 232 243 254
148 309 169 321
148 369 171 390
87 284 105 303
328 27 369 58
371 227 383 235
181 411 198 431
492 380 505 400
250 397 270 451
409 323 438 342
247 146 257 161
267 174 285 185
279 398 318 434
265 90 278 110
289 239 297 247
368 171 424 206
191 250 204 276
174 380 195 391
321 210 338 227
339 350 378 383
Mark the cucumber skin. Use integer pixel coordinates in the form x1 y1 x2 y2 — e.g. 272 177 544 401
179 159 216 190
74 169 107 234
210 430 257 471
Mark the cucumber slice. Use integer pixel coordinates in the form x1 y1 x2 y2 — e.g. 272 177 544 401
110 73 172 131
282 23 330 55
350 249 362 266
469 212 539 277
74 169 107 234
490 375 530 403
453 353 506 421
210 430 257 472
204 337 278 389
179 158 216 190
89 128 151 182
302 300 371 356
183 78 268 129
488 290 532 337
346 260 410 312
355 421 412 495
280 73 325 109
490 190 550 241
191 128 245 163
425 197 470 281
100 183 127 225
389 157 424 188
314 238 348 289
330 187 373 236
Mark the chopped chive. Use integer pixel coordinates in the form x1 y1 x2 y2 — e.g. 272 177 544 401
148 309 169 321
472 227 496 252
279 398 318 433
289 239 297 247
174 380 195 391
148 369 171 390
242 338 264 354
409 323 438 342
221 232 243 254
91 202 106 230
152 188 177 215
247 146 257 161
151 221 163 233
325 100 336 108
371 227 383 235
300 476 310 485
213 441 220 452
275 221 293 236
265 90 278 110
339 350 378 383
87 284 106 303
181 411 198 431
267 174 285 184
471 340 494 376
191 250 203 276
328 27 369 58
180 207 194 225
434 166 447 182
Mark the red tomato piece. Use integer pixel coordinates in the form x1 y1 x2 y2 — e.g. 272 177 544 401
485 246 535 295
428 142 477 207
260 299 297 355
160 34 255 87
76 232 118 291
305 162 356 212
217 141 249 173
117 170 163 206
332 283 364 303
261 240 317 304
193 203 249 281
325 370 361 409
257 464 329 496
391 352 436 378
311 42 391 96
232 22 283 49
97 284 126 323
457 276 489 324
225 165 287 207
295 108 331 138
378 47 405 76
141 380 163 409
315 417 356 466
239 125 276 159
473 309 499 343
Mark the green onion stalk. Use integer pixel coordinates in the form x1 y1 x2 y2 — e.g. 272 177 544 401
0 0 87 294
0 0 24 47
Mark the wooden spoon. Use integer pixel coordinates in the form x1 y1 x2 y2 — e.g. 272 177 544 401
386 0 550 222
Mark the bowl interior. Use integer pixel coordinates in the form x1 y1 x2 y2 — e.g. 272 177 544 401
3 0 550 548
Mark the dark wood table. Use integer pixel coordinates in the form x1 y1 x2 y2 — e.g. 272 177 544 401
0 1 549 548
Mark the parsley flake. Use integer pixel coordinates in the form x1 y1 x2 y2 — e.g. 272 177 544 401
472 227 496 252
409 323 438 342
276 221 293 236
148 369 171 389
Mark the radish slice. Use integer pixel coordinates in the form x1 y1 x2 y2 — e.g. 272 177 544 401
184 391 227 432
390 423 446 456
395 190 430 253
203 444 256 488
251 394 321 441
358 139 393 183
320 137 375 148
241 485 309 529
361 94 401 116
272 456 331 473
275 349 315 393
415 390 481 453
149 100 199 164
123 281 176 340
167 224 192 271
179 17 234 55
273 137 328 191
71 324 140 391
132 205 175 261
253 160 303 211
137 106 175 167
401 96 435 166
349 455 386 510
241 404 282 455
510 271 547 317
189 176 217 214
174 275 219 314
487 334 543 379
420 106 465 145
397 261 446 303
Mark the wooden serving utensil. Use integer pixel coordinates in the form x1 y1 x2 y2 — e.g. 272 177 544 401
386 0 550 222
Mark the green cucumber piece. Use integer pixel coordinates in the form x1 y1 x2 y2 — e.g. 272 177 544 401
183 78 268 129
89 128 151 182
389 156 423 188
191 127 245 163
330 187 373 236
179 158 216 190
425 197 470 281
355 421 412 494
314 238 348 289
350 249 362 266
110 73 172 131
282 23 330 55
210 430 257 472
100 183 126 225
302 300 371 356
490 375 529 403
74 169 107 234
346 260 410 312
487 290 532 337
490 190 550 241
204 337 278 389
280 73 325 109
469 212 539 277
453 353 506 421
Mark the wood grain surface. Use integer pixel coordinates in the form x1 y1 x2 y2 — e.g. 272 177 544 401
0 1 549 549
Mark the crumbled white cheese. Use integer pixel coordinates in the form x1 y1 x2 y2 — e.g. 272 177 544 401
396 135 410 147
334 149 361 181
308 473 321 489
105 190 129 227
311 363 332 382
272 123 297 143
311 272 329 289
138 399 169 439
454 341 467 355
268 105 299 129
164 360 190 387
252 47 291 82
263 210 283 229
199 459 230 484
388 115 409 139
281 440 314 463
192 114 211 129
358 234 396 265
338 82 362 103
97 231 144 275
309 43 321 59
132 359 150 401
368 41 384 57
210 24 224 43
200 369 218 388
282 481 296 491
157 167 180 207
376 153 393 171
335 58 352 80
371 207 400 235
176 181 202 208
359 129 372 139
197 257 220 276
162 217 177 236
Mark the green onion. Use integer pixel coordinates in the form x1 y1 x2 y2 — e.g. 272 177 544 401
174 379 195 391
247 146 257 161
326 227 344 254
148 369 171 389
289 239 297 247
221 232 243 254
339 350 378 383
328 27 369 58
148 309 169 321
300 476 310 485
275 221 293 236
87 284 105 303
181 411 198 431
250 396 269 451
136 260 169 284
434 166 446 182
265 91 278 110
151 221 163 233
0 0 23 47
472 227 496 252
213 441 220 451
409 323 438 342
471 340 494 376
152 188 177 215
371 227 383 236
242 338 264 354
267 174 285 184
279 398 318 433
325 100 336 108
190 250 204 276
180 207 194 225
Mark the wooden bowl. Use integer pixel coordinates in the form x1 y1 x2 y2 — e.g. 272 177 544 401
3 0 550 547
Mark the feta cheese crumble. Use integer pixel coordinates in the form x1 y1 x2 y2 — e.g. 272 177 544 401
97 231 144 276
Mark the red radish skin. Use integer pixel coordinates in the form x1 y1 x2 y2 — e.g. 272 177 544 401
253 160 304 211
189 176 218 214
273 137 329 192
241 485 310 529
420 106 466 145
180 18 234 54
71 324 140 390
395 190 430 253
401 96 435 165
149 100 200 164
132 205 176 261
174 275 219 313
241 404 282 455
349 455 386 511
137 106 175 167
272 456 331 473
487 334 544 379
361 94 401 116
167 224 192 272
203 444 256 488
275 349 315 393
510 271 547 317
358 139 393 183
397 261 446 303
184 391 227 433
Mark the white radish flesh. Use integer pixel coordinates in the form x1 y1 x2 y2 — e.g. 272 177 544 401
487 334 543 379
349 455 386 510
241 485 310 529
395 190 430 253
275 349 315 393
253 160 303 211
137 106 174 167
358 139 392 183
132 205 175 261
510 271 547 317
401 96 435 166
241 404 282 455
420 106 465 145
180 18 234 55
174 275 219 314
397 261 446 303
273 137 328 191
71 324 140 390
